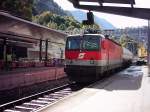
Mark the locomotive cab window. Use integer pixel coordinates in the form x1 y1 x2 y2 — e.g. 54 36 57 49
83 35 100 51
66 35 100 51
66 36 81 50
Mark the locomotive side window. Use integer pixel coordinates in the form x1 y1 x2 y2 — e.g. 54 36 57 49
83 36 100 51
66 36 81 50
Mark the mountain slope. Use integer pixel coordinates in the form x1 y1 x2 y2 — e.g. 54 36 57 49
70 10 115 29
33 0 68 16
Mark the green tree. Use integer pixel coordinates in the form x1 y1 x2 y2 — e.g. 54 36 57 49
120 35 127 47
0 0 33 20
33 11 82 31
81 23 101 31
47 21 58 29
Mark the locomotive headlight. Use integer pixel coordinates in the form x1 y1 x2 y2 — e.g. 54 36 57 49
66 60 73 64
69 60 73 64
90 59 94 64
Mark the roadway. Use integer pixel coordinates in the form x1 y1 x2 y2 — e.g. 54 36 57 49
38 65 150 112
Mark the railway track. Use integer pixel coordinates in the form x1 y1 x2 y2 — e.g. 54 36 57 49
0 83 79 112
0 70 119 112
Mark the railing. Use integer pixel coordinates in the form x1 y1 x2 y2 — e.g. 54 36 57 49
0 58 64 71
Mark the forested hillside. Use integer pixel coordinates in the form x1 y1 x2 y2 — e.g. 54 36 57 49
0 0 33 20
0 0 69 20
33 0 69 16
33 11 81 31
0 0 100 31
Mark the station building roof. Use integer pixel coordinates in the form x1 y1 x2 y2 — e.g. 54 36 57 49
0 11 67 46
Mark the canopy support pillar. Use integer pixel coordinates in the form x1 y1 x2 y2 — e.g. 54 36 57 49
39 39 42 61
45 39 48 66
148 20 150 76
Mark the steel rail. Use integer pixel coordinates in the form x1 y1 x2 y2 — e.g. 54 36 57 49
0 83 73 111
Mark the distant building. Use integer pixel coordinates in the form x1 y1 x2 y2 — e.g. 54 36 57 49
104 27 148 56
104 26 148 42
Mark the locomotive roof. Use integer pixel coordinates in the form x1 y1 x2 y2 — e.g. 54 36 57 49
106 37 121 46
67 33 105 38
67 33 121 46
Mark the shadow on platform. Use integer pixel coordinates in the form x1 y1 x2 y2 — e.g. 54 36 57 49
88 66 143 91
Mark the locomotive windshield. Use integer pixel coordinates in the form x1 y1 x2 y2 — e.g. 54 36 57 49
83 35 100 50
66 36 81 50
66 35 100 51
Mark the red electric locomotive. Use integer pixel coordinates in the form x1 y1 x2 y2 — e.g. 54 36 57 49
64 33 131 83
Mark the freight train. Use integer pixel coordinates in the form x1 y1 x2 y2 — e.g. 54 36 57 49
64 33 133 83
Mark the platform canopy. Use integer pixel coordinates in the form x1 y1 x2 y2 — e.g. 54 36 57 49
71 0 135 4
0 11 67 46
68 0 150 20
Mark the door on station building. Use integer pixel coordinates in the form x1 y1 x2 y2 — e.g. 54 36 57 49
12 46 27 60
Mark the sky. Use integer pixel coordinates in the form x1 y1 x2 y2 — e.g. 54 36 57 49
54 0 150 28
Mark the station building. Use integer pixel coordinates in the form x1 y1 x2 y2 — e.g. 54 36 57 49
0 11 67 70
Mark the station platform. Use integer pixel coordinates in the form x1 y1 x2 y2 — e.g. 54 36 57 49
0 67 65 91
39 65 150 112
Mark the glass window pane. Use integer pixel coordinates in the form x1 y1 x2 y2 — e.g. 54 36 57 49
66 36 81 50
83 36 100 50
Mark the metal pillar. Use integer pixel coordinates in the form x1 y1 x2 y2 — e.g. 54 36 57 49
39 39 42 61
3 38 7 69
45 39 48 66
148 20 150 75
3 38 7 62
